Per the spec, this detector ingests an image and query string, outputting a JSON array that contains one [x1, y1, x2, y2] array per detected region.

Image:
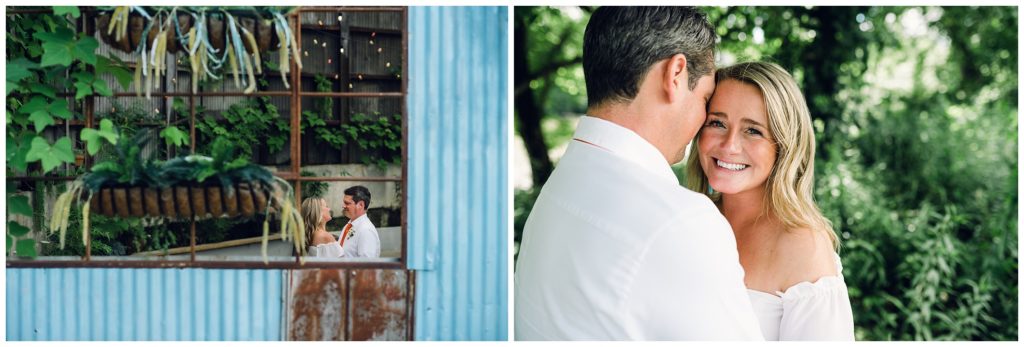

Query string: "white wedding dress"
[[746, 252, 855, 340]]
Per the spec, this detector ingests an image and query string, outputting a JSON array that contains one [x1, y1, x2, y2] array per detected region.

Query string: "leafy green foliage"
[[300, 170, 328, 199], [159, 125, 190, 148], [8, 195, 33, 216], [52, 6, 80, 18], [195, 94, 288, 159], [80, 119, 120, 155], [25, 137, 75, 173]]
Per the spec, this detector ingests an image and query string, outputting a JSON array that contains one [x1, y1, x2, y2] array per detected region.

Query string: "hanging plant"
[[94, 6, 303, 96], [51, 127, 307, 263]]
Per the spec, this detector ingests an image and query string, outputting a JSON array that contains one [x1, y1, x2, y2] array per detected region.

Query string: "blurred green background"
[[514, 6, 1018, 341]]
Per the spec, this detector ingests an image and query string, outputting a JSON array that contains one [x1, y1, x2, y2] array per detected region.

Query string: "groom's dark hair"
[[583, 6, 717, 108]]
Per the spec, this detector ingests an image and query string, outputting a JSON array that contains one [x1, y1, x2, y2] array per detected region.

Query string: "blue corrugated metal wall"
[[5, 268, 284, 340], [5, 6, 508, 342], [407, 6, 509, 341]]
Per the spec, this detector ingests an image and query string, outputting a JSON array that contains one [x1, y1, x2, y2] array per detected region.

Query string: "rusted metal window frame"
[[6, 6, 410, 270]]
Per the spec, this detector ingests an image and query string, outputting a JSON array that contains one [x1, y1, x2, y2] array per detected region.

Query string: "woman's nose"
[[719, 130, 742, 153]]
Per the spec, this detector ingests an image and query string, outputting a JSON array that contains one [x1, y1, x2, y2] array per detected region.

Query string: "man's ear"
[[663, 54, 689, 103]]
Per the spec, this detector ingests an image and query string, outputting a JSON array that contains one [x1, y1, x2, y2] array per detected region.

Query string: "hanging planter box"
[[89, 182, 270, 219]]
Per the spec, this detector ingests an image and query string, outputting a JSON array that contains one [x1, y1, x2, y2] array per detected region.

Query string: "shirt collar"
[[349, 213, 369, 228], [573, 115, 678, 184]]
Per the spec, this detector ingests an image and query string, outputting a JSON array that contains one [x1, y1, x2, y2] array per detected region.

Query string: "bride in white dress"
[[302, 197, 344, 257], [686, 61, 855, 340]]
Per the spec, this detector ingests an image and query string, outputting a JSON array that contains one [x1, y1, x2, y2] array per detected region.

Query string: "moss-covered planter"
[[90, 183, 270, 219]]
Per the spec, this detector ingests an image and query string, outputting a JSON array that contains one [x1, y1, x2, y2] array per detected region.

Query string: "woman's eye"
[[745, 127, 763, 136], [706, 120, 724, 128]]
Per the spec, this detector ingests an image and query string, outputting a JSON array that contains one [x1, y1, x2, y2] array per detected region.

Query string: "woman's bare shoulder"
[[312, 231, 337, 245], [775, 227, 839, 289]]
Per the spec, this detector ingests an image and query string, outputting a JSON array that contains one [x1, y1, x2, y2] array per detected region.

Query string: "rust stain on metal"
[[288, 269, 410, 341], [288, 269, 347, 340], [348, 270, 409, 340]]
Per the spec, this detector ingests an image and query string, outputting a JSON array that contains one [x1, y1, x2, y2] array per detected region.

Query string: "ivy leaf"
[[7, 134, 35, 173], [25, 136, 75, 173], [74, 80, 93, 100], [19, 96, 49, 116], [80, 119, 119, 155], [15, 239, 37, 258], [6, 234, 12, 253], [9, 195, 33, 217], [28, 109, 54, 133], [48, 99, 72, 119], [8, 221, 30, 237], [73, 36, 99, 65], [34, 27, 74, 67], [95, 56, 132, 89], [28, 83, 57, 99], [92, 80, 113, 97], [159, 126, 190, 148], [53, 6, 80, 18], [6, 58, 35, 96]]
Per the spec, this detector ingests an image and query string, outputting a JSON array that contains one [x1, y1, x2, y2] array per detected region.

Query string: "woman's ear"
[[663, 54, 689, 103]]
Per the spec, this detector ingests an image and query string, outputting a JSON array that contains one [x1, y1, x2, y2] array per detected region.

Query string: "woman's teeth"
[[717, 159, 747, 171]]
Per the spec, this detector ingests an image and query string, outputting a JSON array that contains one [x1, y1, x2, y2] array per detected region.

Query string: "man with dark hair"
[[515, 7, 762, 340], [339, 185, 380, 258]]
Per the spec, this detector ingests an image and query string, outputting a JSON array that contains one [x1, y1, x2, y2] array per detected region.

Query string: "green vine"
[[301, 74, 402, 168], [6, 8, 131, 258]]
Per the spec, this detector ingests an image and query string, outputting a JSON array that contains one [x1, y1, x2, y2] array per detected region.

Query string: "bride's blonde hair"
[[685, 61, 838, 250], [301, 197, 326, 249]]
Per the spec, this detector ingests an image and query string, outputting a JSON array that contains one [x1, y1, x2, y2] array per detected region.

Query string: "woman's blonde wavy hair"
[[685, 61, 838, 250], [301, 197, 326, 249]]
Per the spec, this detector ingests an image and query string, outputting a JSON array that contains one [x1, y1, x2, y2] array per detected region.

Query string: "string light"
[[371, 32, 376, 38], [348, 83, 353, 89], [377, 47, 382, 53], [322, 42, 327, 48], [340, 48, 345, 54], [386, 62, 391, 68], [328, 58, 332, 64], [304, 50, 309, 57], [337, 15, 343, 22], [369, 39, 375, 45], [314, 38, 318, 45], [318, 20, 323, 26], [155, 108, 160, 114], [334, 74, 339, 80], [357, 74, 363, 80]]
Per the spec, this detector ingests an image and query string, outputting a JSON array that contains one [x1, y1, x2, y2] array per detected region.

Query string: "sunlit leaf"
[[25, 136, 75, 173]]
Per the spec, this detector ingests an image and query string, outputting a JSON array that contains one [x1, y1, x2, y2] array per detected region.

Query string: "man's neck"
[[587, 102, 672, 164]]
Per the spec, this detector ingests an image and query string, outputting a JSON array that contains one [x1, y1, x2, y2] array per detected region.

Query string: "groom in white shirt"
[[515, 7, 763, 340]]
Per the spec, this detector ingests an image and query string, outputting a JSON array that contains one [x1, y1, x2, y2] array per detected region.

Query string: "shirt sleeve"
[[778, 278, 856, 340], [355, 226, 381, 258]]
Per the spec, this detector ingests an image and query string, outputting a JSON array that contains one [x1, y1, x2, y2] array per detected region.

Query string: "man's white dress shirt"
[[514, 116, 763, 340], [341, 214, 381, 258]]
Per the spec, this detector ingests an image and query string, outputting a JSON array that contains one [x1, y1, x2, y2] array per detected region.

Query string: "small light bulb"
[[334, 74, 339, 79], [337, 15, 343, 22], [322, 42, 327, 48], [386, 62, 391, 68], [377, 47, 382, 53]]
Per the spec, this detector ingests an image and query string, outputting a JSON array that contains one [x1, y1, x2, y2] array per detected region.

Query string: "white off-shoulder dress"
[[308, 242, 344, 258], [747, 253, 855, 340]]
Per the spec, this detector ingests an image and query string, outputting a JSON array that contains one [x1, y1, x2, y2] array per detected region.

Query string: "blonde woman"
[[301, 197, 343, 257], [686, 61, 855, 340]]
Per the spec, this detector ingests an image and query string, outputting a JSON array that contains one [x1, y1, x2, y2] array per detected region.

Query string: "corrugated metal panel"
[[407, 6, 508, 341], [6, 268, 284, 340]]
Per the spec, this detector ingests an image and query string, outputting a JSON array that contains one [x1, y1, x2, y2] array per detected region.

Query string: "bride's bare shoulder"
[[775, 227, 839, 289]]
